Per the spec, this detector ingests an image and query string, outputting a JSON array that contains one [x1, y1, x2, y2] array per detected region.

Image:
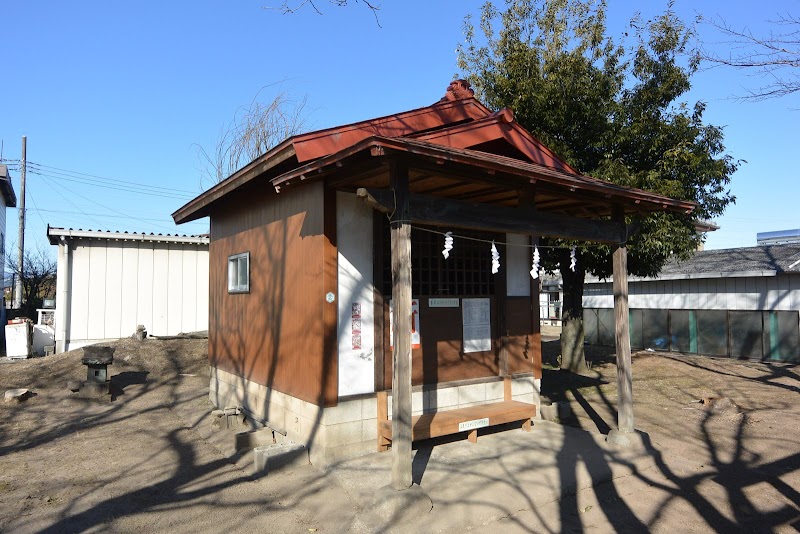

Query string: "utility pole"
[[14, 136, 26, 310]]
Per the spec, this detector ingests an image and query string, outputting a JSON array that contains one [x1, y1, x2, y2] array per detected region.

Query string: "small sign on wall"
[[351, 302, 362, 350], [389, 299, 421, 350], [463, 298, 491, 353], [429, 298, 459, 308]]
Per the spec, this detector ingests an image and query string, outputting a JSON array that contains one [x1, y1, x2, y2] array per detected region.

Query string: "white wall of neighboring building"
[[52, 232, 209, 352], [583, 274, 800, 311]]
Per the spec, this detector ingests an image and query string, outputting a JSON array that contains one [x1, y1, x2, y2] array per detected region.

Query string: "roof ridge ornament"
[[440, 79, 474, 102]]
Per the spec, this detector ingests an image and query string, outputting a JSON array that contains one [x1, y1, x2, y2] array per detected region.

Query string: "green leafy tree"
[[458, 0, 738, 373]]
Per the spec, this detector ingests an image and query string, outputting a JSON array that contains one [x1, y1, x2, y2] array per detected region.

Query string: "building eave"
[[47, 226, 210, 246]]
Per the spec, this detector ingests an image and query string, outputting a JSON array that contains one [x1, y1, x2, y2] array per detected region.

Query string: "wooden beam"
[[612, 207, 634, 433], [389, 161, 413, 490], [357, 187, 626, 243]]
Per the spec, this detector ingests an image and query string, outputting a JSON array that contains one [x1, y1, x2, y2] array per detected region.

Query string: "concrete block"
[[253, 442, 308, 476], [321, 398, 363, 425], [387, 391, 426, 416], [244, 378, 265, 399], [361, 418, 378, 442], [512, 393, 535, 405], [458, 383, 486, 405], [300, 399, 324, 422], [412, 391, 425, 414], [362, 397, 377, 420], [425, 387, 458, 411], [286, 413, 302, 439], [295, 414, 323, 444], [265, 402, 287, 432], [325, 420, 363, 448], [235, 429, 274, 452], [486, 380, 505, 401], [540, 403, 560, 422], [267, 389, 286, 408], [283, 395, 305, 418], [512, 376, 536, 396]]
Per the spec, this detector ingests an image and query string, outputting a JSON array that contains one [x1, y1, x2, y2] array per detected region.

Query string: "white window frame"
[[228, 252, 250, 293]]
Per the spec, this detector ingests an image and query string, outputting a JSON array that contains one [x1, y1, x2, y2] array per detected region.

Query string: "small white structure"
[[47, 227, 209, 352]]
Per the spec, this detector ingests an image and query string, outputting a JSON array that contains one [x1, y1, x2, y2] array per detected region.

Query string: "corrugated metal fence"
[[584, 308, 799, 363]]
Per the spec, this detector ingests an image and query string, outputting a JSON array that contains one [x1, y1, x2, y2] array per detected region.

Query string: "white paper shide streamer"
[[569, 246, 577, 272], [530, 246, 540, 279], [491, 241, 500, 274], [442, 231, 453, 259]]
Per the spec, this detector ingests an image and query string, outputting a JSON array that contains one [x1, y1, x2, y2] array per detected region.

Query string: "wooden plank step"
[[378, 400, 535, 442]]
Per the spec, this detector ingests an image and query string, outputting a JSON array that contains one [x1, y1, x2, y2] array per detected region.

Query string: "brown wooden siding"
[[209, 181, 337, 406], [382, 297, 494, 387], [380, 294, 541, 388]]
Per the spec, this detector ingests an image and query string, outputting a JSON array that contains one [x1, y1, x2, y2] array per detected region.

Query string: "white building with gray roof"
[[583, 244, 800, 362], [47, 227, 209, 352]]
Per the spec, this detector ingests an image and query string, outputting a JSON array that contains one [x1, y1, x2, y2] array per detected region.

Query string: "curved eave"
[[270, 136, 696, 217]]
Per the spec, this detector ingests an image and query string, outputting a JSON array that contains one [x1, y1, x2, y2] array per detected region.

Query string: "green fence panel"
[[642, 309, 670, 351], [696, 310, 728, 357], [729, 311, 764, 360]]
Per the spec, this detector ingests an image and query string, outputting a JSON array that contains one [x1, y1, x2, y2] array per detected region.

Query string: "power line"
[[27, 168, 193, 200], [26, 184, 49, 228], [26, 160, 197, 195], [37, 174, 107, 228], [40, 174, 180, 232], [34, 208, 207, 224]]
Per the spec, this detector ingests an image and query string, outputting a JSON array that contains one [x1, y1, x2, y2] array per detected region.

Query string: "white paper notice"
[[462, 298, 491, 353]]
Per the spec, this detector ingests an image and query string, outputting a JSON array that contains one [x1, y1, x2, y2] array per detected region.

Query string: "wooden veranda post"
[[612, 207, 634, 433], [390, 160, 413, 490]]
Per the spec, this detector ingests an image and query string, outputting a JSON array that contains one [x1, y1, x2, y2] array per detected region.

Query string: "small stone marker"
[[4, 388, 31, 403]]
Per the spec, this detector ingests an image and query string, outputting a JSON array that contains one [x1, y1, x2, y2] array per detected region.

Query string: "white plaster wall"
[[506, 233, 531, 297], [56, 239, 209, 351], [336, 192, 375, 397], [584, 275, 800, 311]]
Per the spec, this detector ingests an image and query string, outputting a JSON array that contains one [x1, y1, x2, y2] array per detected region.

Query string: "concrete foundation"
[[253, 442, 309, 476], [210, 366, 541, 467]]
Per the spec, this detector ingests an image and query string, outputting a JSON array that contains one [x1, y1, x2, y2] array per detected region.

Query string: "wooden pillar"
[[612, 208, 634, 433], [390, 160, 413, 490]]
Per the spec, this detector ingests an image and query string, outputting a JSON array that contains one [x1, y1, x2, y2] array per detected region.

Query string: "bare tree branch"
[[702, 14, 800, 100], [195, 85, 310, 188], [5, 245, 57, 319], [265, 0, 382, 27]]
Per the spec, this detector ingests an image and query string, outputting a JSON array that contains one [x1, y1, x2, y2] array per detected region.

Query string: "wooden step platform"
[[376, 385, 536, 451]]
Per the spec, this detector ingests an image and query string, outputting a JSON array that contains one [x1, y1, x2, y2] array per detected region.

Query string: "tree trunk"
[[560, 262, 588, 374]]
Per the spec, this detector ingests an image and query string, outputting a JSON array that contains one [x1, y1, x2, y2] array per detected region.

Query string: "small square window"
[[228, 252, 250, 293]]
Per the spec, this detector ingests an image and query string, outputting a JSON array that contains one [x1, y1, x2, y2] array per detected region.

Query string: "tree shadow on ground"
[[543, 339, 800, 532]]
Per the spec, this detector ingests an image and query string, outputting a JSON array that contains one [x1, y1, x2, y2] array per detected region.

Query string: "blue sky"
[[1, 0, 798, 255]]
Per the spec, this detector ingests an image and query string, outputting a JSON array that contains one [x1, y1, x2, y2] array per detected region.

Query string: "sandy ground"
[[0, 337, 798, 533]]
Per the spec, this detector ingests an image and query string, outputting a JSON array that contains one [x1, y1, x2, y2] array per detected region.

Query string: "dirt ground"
[[0, 337, 798, 533]]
